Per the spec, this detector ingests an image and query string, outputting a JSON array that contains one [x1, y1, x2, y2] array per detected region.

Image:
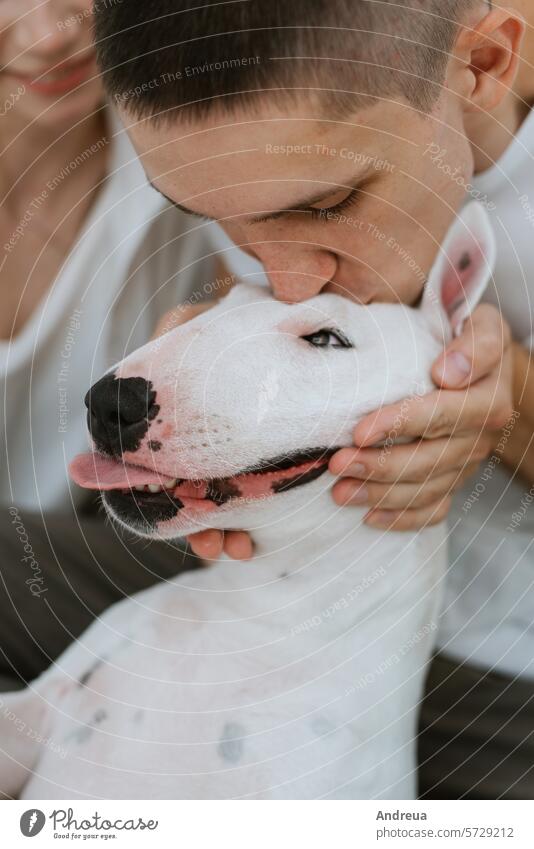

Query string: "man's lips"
[[9, 55, 97, 96], [69, 448, 337, 508]]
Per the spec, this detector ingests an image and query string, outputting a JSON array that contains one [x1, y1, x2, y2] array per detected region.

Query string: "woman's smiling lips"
[[8, 54, 97, 96]]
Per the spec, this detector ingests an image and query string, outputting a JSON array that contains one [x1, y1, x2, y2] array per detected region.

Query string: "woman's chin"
[[19, 84, 105, 130]]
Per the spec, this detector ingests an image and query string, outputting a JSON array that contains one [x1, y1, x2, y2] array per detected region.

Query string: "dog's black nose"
[[85, 374, 159, 456]]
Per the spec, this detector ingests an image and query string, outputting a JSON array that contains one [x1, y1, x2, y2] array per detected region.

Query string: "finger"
[[330, 433, 493, 484], [454, 460, 486, 490], [187, 529, 225, 560], [364, 496, 453, 531], [433, 304, 511, 389], [353, 373, 512, 448], [152, 302, 214, 339], [223, 531, 254, 561], [332, 466, 475, 511]]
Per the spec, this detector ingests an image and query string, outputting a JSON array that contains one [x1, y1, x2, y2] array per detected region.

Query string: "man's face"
[[121, 95, 473, 306]]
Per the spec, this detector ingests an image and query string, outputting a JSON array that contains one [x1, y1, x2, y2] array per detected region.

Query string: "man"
[[90, 0, 533, 797]]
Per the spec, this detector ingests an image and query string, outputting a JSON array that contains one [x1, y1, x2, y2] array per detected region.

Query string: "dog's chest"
[[23, 523, 445, 800]]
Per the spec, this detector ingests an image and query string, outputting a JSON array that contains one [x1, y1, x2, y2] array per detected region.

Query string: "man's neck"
[[466, 92, 530, 174]]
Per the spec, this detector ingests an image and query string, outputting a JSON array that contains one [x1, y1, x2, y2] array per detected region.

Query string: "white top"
[[438, 108, 534, 678], [0, 107, 215, 511]]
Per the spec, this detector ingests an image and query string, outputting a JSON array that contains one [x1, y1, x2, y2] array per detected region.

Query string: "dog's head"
[[70, 203, 495, 539]]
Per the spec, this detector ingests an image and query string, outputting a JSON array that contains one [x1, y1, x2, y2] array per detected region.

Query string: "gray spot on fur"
[[78, 658, 103, 688], [64, 710, 107, 746], [312, 716, 335, 737], [64, 724, 93, 745], [218, 722, 245, 763], [133, 709, 145, 724]]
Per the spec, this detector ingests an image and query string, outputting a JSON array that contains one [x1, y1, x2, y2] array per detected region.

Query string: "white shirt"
[[438, 108, 534, 678], [0, 107, 215, 511]]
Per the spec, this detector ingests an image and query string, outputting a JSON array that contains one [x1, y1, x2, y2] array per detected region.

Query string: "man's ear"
[[451, 6, 524, 112], [422, 201, 496, 338]]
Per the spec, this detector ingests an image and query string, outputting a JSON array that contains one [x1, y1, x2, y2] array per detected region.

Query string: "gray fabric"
[[0, 501, 198, 689], [418, 652, 534, 799]]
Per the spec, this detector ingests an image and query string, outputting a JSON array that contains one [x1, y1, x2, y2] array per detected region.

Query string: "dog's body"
[[11, 506, 444, 800], [0, 204, 494, 800]]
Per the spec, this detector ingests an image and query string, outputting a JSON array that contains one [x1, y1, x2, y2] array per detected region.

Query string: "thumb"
[[432, 304, 509, 390]]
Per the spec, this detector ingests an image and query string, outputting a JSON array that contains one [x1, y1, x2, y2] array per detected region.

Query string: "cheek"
[[334, 235, 423, 305], [220, 221, 248, 248], [0, 3, 22, 28]]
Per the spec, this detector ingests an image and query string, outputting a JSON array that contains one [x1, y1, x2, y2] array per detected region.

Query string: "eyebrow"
[[148, 171, 374, 225]]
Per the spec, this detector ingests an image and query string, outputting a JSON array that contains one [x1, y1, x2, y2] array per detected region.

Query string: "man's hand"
[[329, 304, 514, 530]]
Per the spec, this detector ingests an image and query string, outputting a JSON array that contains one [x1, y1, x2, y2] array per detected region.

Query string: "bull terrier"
[[0, 203, 494, 799]]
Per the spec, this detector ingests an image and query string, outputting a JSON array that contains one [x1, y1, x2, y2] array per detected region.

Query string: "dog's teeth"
[[148, 484, 162, 493], [163, 478, 177, 489], [134, 485, 145, 492]]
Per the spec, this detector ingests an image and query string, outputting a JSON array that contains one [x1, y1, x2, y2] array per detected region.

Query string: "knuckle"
[[414, 477, 450, 507], [367, 482, 389, 505], [425, 411, 454, 440], [366, 458, 386, 480], [411, 466, 432, 483], [414, 498, 451, 528]]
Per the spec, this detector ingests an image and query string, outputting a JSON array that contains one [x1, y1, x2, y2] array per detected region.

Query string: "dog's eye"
[[301, 328, 353, 349]]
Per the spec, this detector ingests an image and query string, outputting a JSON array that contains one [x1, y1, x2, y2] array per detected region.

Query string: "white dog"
[[0, 203, 494, 800]]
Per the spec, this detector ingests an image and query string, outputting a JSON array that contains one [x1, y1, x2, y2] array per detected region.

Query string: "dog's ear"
[[421, 202, 496, 338]]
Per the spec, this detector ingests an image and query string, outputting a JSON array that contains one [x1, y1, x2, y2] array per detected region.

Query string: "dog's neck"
[[234, 481, 367, 570]]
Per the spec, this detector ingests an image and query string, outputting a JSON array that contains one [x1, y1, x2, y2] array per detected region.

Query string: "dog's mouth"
[[69, 447, 337, 526]]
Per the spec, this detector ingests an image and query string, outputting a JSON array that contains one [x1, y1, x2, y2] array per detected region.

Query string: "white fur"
[[0, 204, 494, 800]]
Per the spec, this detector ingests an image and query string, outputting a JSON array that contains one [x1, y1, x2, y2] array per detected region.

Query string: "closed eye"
[[300, 328, 353, 349], [309, 187, 361, 221]]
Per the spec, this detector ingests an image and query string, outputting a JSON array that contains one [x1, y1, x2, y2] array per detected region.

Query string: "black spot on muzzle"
[[104, 489, 183, 533], [85, 374, 160, 457]]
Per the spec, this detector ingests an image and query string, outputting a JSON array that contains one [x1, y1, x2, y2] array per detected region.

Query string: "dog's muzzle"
[[85, 373, 159, 457]]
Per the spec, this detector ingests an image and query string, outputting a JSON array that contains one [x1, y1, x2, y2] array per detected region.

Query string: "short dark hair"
[[94, 0, 480, 122]]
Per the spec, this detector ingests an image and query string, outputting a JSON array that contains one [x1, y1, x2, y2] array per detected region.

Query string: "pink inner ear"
[[441, 240, 484, 315]]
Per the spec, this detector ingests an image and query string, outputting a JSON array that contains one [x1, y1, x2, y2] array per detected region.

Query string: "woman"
[[0, 0, 213, 690]]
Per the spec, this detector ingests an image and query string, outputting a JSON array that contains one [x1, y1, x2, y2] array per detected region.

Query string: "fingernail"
[[349, 463, 367, 478], [438, 352, 471, 386]]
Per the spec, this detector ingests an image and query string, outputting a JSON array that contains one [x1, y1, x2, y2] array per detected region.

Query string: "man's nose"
[[250, 243, 338, 302], [85, 374, 159, 456]]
